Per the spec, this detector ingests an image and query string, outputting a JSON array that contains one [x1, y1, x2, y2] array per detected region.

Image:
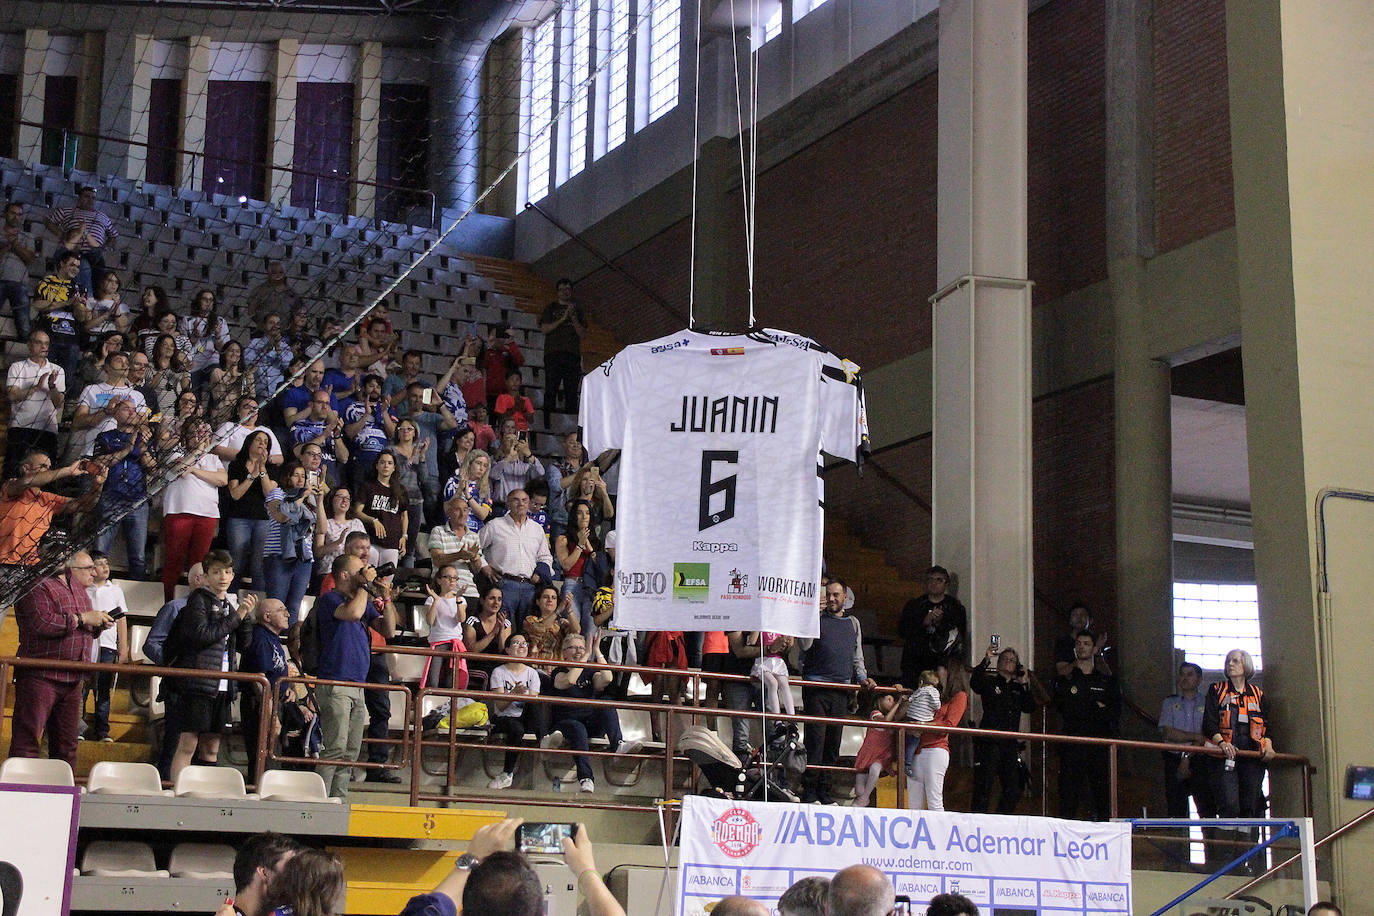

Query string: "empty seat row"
[[81, 840, 233, 879], [0, 759, 339, 804]]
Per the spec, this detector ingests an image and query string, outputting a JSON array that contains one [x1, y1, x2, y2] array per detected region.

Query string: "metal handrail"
[[1227, 804, 1374, 899], [22, 118, 437, 226], [0, 654, 274, 788], [385, 646, 1314, 821], [0, 651, 1315, 826], [269, 673, 413, 774]]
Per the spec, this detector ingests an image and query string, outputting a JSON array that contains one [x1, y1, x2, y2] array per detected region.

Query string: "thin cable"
[[747, 0, 760, 327], [688, 0, 705, 329], [727, 0, 754, 299]]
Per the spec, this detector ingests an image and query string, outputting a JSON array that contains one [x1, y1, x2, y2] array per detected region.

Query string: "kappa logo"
[[651, 337, 690, 354], [711, 807, 762, 858]]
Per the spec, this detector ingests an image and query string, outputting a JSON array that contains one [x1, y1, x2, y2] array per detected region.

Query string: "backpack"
[[297, 607, 321, 676]]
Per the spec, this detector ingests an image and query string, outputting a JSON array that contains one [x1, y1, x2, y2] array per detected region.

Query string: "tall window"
[[522, 0, 680, 199], [603, 0, 632, 154], [524, 16, 558, 203], [646, 0, 682, 122], [793, 0, 832, 20], [565, 0, 594, 179], [1172, 582, 1263, 671], [760, 6, 783, 43]]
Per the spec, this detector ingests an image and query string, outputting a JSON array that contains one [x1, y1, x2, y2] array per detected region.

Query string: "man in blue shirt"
[[291, 389, 347, 486], [93, 398, 155, 580], [314, 553, 395, 798], [1158, 661, 1215, 820], [342, 374, 394, 489], [245, 313, 295, 397]]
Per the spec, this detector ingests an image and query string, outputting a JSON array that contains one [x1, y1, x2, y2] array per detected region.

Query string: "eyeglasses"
[[437, 574, 459, 580], [507, 640, 528, 648]]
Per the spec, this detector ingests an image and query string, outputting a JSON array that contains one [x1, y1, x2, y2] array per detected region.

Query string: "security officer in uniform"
[[1158, 661, 1216, 818], [1053, 631, 1121, 820], [970, 642, 1037, 813]]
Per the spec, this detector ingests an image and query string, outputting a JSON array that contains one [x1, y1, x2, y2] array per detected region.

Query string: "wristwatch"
[[453, 852, 480, 871]]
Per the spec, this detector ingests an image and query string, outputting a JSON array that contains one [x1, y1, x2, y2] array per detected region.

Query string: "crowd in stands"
[[1, 183, 1286, 860]]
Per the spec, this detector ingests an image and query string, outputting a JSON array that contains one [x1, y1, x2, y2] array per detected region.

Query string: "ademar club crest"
[[711, 807, 762, 858]]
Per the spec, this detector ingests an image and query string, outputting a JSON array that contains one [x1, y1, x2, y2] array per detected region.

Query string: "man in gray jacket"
[[799, 578, 875, 804]]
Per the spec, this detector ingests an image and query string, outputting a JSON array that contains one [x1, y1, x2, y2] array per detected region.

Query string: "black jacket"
[[970, 659, 1036, 734], [1052, 665, 1121, 737], [165, 588, 252, 697]]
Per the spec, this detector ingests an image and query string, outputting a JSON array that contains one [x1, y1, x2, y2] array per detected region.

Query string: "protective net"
[[0, 0, 685, 608]]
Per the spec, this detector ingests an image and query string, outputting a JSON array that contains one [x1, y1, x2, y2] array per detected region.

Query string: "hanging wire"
[[687, 0, 705, 329]]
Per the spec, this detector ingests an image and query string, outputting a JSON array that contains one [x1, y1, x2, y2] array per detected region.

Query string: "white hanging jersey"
[[580, 328, 868, 637]]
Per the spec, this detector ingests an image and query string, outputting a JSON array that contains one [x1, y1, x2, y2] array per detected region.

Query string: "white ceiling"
[[1171, 395, 1250, 510]]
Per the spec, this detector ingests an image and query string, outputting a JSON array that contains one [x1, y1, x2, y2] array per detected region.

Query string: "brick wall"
[[1031, 378, 1117, 674], [1029, 0, 1108, 302], [1154, 0, 1235, 252]]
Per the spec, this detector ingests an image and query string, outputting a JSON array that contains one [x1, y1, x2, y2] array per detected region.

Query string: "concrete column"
[[1106, 0, 1174, 717], [1228, 0, 1374, 900], [74, 32, 104, 173], [431, 48, 484, 213], [182, 37, 210, 191], [931, 0, 1034, 655], [100, 29, 148, 180], [353, 41, 382, 220], [688, 136, 747, 332], [270, 39, 299, 206], [18, 30, 47, 165]]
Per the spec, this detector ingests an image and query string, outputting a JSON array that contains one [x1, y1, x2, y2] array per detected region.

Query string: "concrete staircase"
[[467, 254, 623, 370]]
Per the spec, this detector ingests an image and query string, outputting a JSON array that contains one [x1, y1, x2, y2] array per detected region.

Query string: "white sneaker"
[[541, 733, 564, 750], [488, 772, 514, 790], [616, 740, 643, 756], [579, 778, 596, 793]]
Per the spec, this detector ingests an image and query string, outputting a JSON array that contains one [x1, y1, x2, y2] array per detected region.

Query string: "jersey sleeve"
[[817, 360, 865, 463], [579, 352, 633, 458]]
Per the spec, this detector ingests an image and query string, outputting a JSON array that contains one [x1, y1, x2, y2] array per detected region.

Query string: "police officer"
[[1158, 661, 1216, 818], [970, 642, 1037, 813], [1053, 631, 1121, 821]]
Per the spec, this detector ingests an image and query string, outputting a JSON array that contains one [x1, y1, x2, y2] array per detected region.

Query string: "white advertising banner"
[[0, 783, 81, 916], [678, 796, 1131, 916]]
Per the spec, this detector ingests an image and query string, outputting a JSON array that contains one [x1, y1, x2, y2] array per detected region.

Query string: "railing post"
[[253, 678, 273, 791], [411, 687, 424, 807], [896, 724, 907, 809], [1109, 741, 1119, 819]]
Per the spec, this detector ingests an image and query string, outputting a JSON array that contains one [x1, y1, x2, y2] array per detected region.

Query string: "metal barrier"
[[380, 646, 1314, 823], [0, 649, 1315, 832], [0, 655, 273, 787], [269, 674, 414, 776]]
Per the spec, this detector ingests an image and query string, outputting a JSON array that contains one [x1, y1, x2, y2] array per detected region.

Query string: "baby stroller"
[[677, 722, 802, 803]]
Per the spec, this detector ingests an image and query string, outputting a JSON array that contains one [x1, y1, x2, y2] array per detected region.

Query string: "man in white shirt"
[[478, 489, 553, 621], [70, 351, 147, 459], [83, 550, 128, 741], [5, 330, 65, 477], [211, 395, 284, 465]]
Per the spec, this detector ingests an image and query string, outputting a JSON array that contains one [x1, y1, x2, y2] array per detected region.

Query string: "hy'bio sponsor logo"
[[617, 569, 667, 596]]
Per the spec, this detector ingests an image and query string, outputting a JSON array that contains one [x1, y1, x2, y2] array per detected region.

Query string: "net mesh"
[[0, 0, 682, 608]]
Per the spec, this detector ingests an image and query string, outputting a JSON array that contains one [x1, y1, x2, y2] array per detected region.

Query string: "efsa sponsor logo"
[[711, 807, 762, 858], [617, 569, 667, 596], [652, 337, 690, 354], [674, 562, 710, 602]]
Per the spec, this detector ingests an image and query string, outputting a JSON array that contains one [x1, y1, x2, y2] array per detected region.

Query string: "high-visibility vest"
[[1213, 680, 1267, 746]]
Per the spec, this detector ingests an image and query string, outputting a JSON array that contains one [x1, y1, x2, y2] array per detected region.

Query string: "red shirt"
[[15, 573, 96, 683], [483, 342, 525, 399], [919, 691, 969, 751]]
